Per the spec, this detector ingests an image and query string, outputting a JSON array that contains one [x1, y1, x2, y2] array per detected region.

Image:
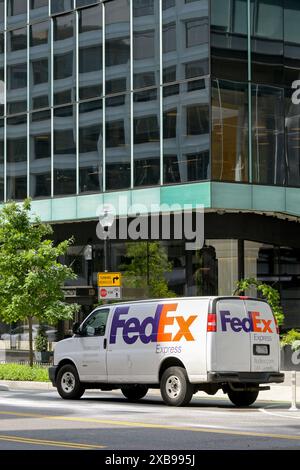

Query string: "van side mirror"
[[72, 322, 81, 335]]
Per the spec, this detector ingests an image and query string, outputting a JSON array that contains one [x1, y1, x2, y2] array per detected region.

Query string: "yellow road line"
[[0, 410, 300, 441], [0, 434, 105, 449]]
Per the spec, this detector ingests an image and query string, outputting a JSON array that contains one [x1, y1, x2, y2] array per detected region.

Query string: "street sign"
[[98, 286, 122, 300], [97, 272, 122, 287]]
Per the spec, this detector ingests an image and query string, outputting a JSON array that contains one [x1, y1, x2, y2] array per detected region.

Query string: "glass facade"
[[0, 1, 300, 202]]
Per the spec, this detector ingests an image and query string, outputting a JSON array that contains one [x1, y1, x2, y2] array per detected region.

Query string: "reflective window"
[[54, 105, 76, 195], [105, 0, 130, 94], [0, 1, 4, 30], [163, 0, 209, 84], [7, 29, 27, 114], [133, 0, 159, 90], [30, 22, 51, 110], [211, 0, 248, 81], [7, 114, 27, 200], [79, 99, 103, 193], [284, 1, 300, 86], [30, 110, 51, 198], [7, 0, 27, 27], [79, 5, 102, 100], [0, 119, 3, 201], [53, 13, 75, 106], [134, 87, 160, 187], [0, 34, 4, 116], [51, 0, 73, 14], [77, 0, 99, 7], [212, 79, 248, 182], [106, 94, 131, 190], [251, 0, 284, 86], [286, 88, 300, 187], [30, 0, 49, 20], [252, 84, 285, 185], [163, 80, 210, 184]]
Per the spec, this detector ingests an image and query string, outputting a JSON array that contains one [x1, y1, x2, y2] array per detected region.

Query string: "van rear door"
[[244, 299, 280, 372], [213, 298, 250, 372]]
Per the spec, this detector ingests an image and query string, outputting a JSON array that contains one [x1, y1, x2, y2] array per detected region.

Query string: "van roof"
[[102, 296, 267, 307]]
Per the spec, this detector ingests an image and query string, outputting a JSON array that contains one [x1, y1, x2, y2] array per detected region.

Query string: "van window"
[[81, 308, 110, 337]]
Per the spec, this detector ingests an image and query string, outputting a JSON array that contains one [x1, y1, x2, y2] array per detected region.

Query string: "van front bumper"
[[48, 366, 58, 386], [208, 372, 284, 384]]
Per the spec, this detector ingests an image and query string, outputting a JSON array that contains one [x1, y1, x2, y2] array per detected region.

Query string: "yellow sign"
[[97, 272, 122, 287]]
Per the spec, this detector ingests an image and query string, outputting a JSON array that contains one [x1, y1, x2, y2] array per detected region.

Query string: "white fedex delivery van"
[[49, 296, 284, 406]]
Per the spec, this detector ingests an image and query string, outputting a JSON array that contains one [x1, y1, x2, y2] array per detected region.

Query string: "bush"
[[281, 329, 300, 351], [0, 363, 49, 382]]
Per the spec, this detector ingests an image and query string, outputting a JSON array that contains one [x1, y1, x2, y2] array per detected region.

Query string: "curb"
[[0, 380, 55, 391]]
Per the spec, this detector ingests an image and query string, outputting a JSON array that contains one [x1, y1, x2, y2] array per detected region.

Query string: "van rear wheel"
[[228, 389, 259, 407], [160, 366, 193, 406], [121, 385, 148, 402], [56, 364, 85, 400]]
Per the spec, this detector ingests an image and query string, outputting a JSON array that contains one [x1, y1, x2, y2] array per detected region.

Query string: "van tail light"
[[207, 313, 217, 332], [273, 316, 279, 335]]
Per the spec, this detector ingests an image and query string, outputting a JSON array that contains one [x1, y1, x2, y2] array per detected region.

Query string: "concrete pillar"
[[207, 239, 238, 296]]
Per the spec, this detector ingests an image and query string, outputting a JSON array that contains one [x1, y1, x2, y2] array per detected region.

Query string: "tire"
[[121, 385, 148, 402], [228, 389, 259, 407], [160, 366, 194, 407], [56, 364, 85, 400]]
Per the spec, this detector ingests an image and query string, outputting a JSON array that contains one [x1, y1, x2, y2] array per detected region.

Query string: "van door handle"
[[103, 338, 107, 349]]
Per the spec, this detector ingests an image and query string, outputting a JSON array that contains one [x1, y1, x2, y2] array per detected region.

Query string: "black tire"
[[56, 364, 85, 400], [121, 385, 148, 402], [228, 389, 259, 407], [160, 366, 194, 406]]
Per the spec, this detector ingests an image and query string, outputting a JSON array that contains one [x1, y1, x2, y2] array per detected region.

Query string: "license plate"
[[253, 344, 270, 356]]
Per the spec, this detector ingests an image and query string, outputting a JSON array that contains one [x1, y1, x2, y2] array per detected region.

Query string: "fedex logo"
[[109, 303, 197, 345], [220, 311, 273, 333]]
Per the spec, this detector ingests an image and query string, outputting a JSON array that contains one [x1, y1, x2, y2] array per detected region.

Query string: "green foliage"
[[34, 327, 48, 352], [120, 242, 176, 298], [234, 277, 284, 326], [0, 199, 79, 364], [281, 329, 300, 351], [0, 363, 49, 382]]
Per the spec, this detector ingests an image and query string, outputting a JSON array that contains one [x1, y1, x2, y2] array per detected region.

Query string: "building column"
[[207, 240, 238, 296], [244, 241, 261, 296]]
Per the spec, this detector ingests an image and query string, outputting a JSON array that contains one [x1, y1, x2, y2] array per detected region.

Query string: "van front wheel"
[[228, 389, 259, 407], [56, 364, 85, 400], [121, 385, 148, 402], [160, 366, 193, 406]]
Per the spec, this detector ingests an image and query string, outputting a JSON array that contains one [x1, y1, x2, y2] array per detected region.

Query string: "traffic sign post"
[[98, 286, 122, 300]]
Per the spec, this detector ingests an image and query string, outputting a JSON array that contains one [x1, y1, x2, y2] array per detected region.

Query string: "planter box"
[[34, 351, 52, 363], [281, 345, 300, 371]]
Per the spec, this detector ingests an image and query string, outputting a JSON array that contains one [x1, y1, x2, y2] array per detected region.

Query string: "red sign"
[[100, 288, 107, 298]]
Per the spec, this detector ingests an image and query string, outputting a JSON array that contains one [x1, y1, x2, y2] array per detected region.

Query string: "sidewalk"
[[0, 371, 299, 404]]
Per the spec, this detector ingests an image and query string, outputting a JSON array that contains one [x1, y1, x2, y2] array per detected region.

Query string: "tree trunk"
[[28, 316, 34, 367]]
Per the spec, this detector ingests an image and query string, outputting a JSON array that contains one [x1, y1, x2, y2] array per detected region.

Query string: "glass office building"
[[1, 0, 300, 329]]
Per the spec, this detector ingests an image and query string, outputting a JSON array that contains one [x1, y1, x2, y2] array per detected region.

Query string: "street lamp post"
[[99, 206, 114, 273]]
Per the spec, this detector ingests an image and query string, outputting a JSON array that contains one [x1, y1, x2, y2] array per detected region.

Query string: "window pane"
[[134, 87, 160, 187], [7, 0, 27, 27], [163, 0, 209, 84], [0, 35, 4, 116], [30, 0, 48, 20], [7, 114, 28, 200], [0, 119, 4, 201], [7, 30, 27, 114], [163, 80, 209, 184], [286, 87, 300, 187], [251, 0, 284, 86], [106, 94, 131, 190], [284, 1, 300, 86], [79, 99, 103, 193], [77, 0, 99, 7], [133, 0, 159, 90], [252, 84, 285, 185], [79, 5, 102, 100], [53, 13, 75, 106], [30, 110, 51, 198], [54, 105, 76, 195], [105, 0, 130, 94], [51, 0, 73, 14], [212, 79, 248, 182], [211, 0, 248, 81], [30, 22, 51, 110], [0, 1, 4, 30]]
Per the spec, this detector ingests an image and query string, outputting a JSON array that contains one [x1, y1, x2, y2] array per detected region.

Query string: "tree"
[[120, 241, 176, 298], [233, 277, 284, 326], [0, 199, 79, 366]]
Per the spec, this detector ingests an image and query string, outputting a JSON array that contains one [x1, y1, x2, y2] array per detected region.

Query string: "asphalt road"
[[0, 388, 300, 450]]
